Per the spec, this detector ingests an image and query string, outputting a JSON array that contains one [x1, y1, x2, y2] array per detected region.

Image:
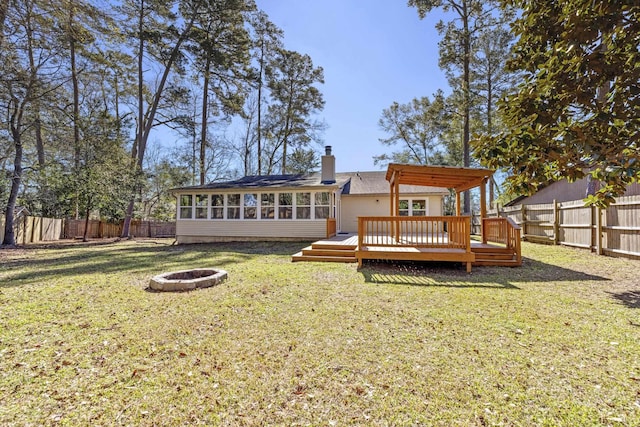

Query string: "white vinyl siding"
[[340, 195, 442, 233], [177, 219, 327, 240]]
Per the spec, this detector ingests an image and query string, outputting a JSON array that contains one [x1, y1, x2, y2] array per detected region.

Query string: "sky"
[[254, 0, 451, 173]]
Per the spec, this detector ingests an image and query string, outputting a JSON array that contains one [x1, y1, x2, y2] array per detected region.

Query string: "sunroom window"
[[211, 194, 224, 219], [314, 192, 330, 219], [244, 194, 257, 219], [278, 193, 292, 219], [227, 194, 240, 219], [195, 194, 209, 219], [180, 195, 193, 219], [261, 193, 275, 219], [296, 192, 311, 219]]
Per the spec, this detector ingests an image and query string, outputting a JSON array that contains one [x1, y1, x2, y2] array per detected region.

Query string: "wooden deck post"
[[455, 192, 461, 216], [595, 206, 603, 255], [553, 199, 559, 245], [480, 178, 487, 243]]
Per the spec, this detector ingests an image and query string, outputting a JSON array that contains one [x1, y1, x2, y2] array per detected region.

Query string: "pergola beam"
[[385, 164, 495, 223]]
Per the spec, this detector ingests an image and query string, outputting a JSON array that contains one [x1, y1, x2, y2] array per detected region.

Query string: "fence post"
[[595, 205, 603, 255], [521, 204, 527, 239], [553, 199, 559, 245]]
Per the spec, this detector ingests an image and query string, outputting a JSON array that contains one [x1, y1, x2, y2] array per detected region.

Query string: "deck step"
[[311, 242, 358, 251], [474, 253, 515, 261], [292, 252, 357, 263], [301, 246, 356, 257], [471, 247, 513, 254], [473, 259, 521, 267]]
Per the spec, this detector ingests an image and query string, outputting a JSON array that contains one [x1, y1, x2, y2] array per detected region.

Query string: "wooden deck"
[[291, 232, 521, 270]]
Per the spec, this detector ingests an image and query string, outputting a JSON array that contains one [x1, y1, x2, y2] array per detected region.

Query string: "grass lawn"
[[1, 239, 639, 426]]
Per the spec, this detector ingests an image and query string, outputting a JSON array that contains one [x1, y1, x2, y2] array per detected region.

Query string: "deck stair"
[[291, 236, 358, 263], [471, 244, 521, 267]]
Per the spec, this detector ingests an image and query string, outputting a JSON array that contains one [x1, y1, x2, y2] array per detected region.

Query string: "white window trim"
[[399, 198, 429, 216], [178, 190, 334, 221]]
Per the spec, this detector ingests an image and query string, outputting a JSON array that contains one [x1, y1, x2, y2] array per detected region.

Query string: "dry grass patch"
[[0, 239, 639, 426]]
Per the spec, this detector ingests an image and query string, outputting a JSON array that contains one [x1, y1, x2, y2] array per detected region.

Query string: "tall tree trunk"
[[70, 7, 81, 220], [3, 141, 21, 247], [0, 0, 9, 48], [83, 200, 91, 242], [122, 9, 197, 237], [25, 2, 44, 168], [200, 54, 211, 185], [122, 0, 147, 238], [257, 39, 264, 175], [462, 0, 471, 214], [3, 97, 26, 247]]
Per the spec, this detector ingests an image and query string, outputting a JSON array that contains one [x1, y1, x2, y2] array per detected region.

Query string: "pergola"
[[385, 163, 495, 220]]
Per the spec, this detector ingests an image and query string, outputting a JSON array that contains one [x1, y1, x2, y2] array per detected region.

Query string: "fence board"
[[479, 194, 640, 260], [602, 195, 640, 258], [1, 216, 173, 243]]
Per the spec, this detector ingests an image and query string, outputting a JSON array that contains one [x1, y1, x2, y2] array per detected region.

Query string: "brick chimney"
[[321, 146, 336, 184]]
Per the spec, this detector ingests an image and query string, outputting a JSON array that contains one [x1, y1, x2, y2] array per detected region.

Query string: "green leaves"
[[376, 91, 450, 166], [476, 0, 640, 206]]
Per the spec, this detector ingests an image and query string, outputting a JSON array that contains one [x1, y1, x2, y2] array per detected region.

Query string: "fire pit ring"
[[149, 268, 227, 292]]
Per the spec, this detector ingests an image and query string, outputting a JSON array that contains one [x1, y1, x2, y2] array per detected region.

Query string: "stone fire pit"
[[149, 268, 227, 291]]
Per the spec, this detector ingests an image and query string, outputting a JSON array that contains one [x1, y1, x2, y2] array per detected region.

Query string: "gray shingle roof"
[[172, 173, 348, 191], [172, 171, 448, 195], [338, 171, 447, 195]]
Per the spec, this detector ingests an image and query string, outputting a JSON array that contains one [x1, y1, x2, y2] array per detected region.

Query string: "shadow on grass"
[[608, 291, 640, 310], [0, 240, 309, 288], [359, 257, 609, 289]]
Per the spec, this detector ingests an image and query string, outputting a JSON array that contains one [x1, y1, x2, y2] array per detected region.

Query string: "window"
[[314, 192, 330, 219], [244, 194, 257, 219], [296, 192, 311, 219], [195, 194, 209, 219], [278, 193, 292, 219], [399, 200, 409, 216], [211, 194, 224, 219], [261, 193, 275, 219], [179, 195, 193, 219], [412, 200, 426, 216], [227, 194, 240, 219], [399, 198, 427, 216]]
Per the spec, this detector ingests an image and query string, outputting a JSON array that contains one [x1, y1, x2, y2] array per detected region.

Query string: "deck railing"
[[357, 216, 472, 252], [326, 218, 337, 238], [482, 217, 522, 264]]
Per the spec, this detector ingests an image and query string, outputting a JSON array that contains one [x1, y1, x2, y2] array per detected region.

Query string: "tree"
[[188, 0, 254, 185], [475, 1, 640, 207], [470, 24, 515, 137], [408, 0, 502, 212], [1, 0, 66, 246], [287, 147, 320, 175], [0, 0, 9, 48], [374, 91, 450, 166], [248, 10, 283, 175], [263, 49, 325, 174], [119, 0, 200, 238]]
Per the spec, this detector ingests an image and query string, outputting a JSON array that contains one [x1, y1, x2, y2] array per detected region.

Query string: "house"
[[505, 177, 640, 206], [172, 146, 448, 244]]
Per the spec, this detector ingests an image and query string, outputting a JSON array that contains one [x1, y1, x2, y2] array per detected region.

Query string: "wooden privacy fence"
[[1, 216, 176, 244], [474, 195, 640, 259], [64, 220, 176, 239], [0, 216, 64, 244]]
